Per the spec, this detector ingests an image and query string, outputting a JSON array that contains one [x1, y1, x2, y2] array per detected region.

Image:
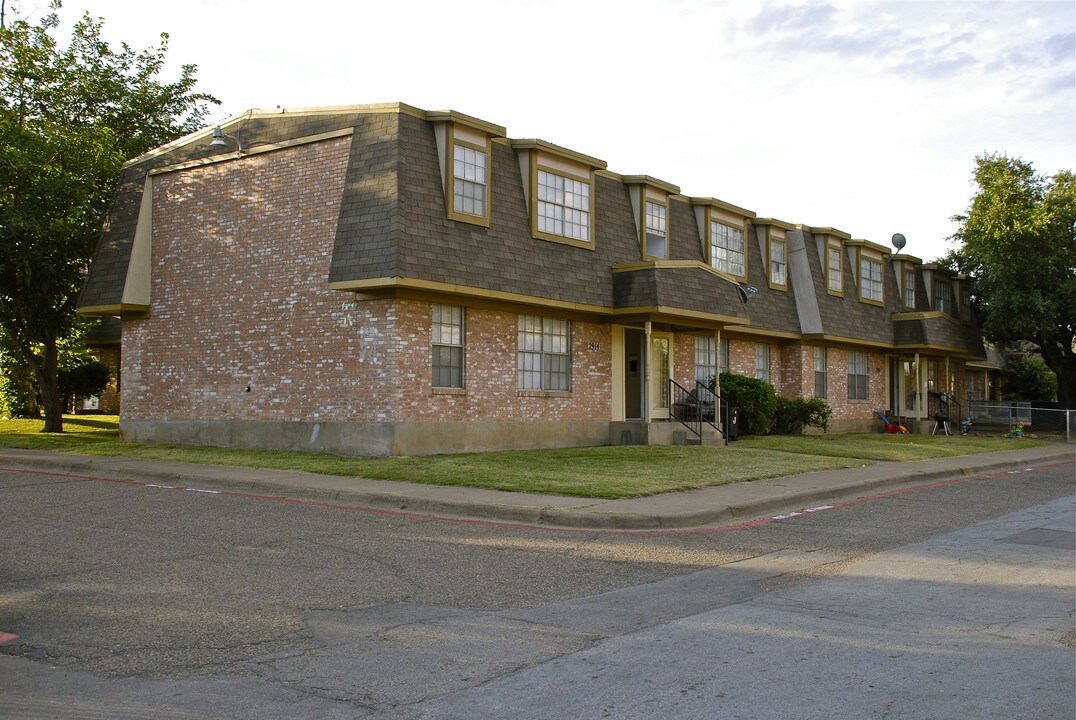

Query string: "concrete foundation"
[[120, 419, 613, 457]]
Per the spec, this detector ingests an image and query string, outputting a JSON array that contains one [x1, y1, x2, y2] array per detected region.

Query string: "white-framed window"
[[814, 346, 827, 399], [827, 245, 843, 294], [848, 350, 868, 400], [695, 336, 715, 386], [769, 237, 787, 288], [935, 279, 951, 314], [859, 257, 883, 302], [538, 170, 590, 242], [518, 315, 570, 391], [432, 304, 464, 388], [755, 343, 771, 383], [710, 222, 745, 277], [453, 145, 486, 218], [961, 286, 972, 322], [904, 268, 916, 308], [645, 201, 667, 259]]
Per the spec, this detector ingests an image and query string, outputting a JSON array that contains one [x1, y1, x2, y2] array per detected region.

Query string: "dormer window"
[[428, 111, 505, 228], [453, 145, 486, 218], [827, 244, 843, 294], [711, 221, 745, 277], [848, 240, 886, 306], [692, 198, 754, 281], [624, 176, 679, 261], [935, 278, 951, 314], [645, 201, 667, 259], [755, 220, 791, 291], [860, 256, 883, 303], [904, 268, 916, 308], [538, 170, 590, 241], [768, 234, 787, 290], [512, 140, 606, 250]]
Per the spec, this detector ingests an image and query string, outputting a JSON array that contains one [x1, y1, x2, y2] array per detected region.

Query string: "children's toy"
[[960, 417, 972, 435], [1006, 422, 1024, 438], [874, 411, 910, 434]]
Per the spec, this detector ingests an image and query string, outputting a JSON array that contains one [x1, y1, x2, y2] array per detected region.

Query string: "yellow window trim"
[[767, 234, 788, 291], [825, 239, 844, 297], [529, 157, 597, 250], [444, 126, 493, 228]]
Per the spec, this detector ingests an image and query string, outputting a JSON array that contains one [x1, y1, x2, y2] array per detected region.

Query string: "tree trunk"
[[1039, 340, 1076, 409], [36, 337, 64, 433]]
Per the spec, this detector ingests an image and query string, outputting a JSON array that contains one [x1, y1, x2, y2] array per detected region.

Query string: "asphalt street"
[[0, 458, 1073, 718]]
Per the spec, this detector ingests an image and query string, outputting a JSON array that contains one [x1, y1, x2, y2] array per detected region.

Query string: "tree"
[[1001, 354, 1057, 403], [948, 155, 1076, 408], [58, 357, 110, 411], [0, 1, 216, 431]]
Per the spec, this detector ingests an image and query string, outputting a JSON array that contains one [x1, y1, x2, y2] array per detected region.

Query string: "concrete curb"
[[0, 445, 1072, 531]]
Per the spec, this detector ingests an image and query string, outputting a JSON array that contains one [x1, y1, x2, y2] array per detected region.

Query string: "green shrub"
[[772, 396, 832, 434], [713, 372, 777, 436]]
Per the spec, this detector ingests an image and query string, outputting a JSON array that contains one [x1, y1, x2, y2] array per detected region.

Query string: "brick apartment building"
[[77, 103, 985, 456]]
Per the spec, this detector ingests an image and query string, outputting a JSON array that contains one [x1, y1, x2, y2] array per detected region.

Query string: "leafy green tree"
[[1001, 354, 1058, 402], [58, 358, 111, 411], [948, 154, 1076, 409], [0, 1, 216, 431]]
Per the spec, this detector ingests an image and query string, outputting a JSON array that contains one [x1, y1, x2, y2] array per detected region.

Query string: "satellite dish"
[[891, 233, 907, 251], [736, 285, 759, 304]]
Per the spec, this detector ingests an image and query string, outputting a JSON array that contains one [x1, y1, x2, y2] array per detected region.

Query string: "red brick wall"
[[121, 137, 612, 426], [394, 303, 612, 422], [121, 137, 400, 422]]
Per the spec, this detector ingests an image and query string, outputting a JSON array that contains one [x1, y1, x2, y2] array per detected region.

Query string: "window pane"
[[537, 171, 589, 241], [710, 222, 745, 276], [432, 305, 464, 388], [847, 350, 868, 400], [755, 344, 770, 383], [453, 145, 486, 217], [814, 346, 827, 398], [860, 258, 883, 301], [828, 247, 843, 292], [695, 336, 715, 385], [518, 315, 571, 390], [770, 239, 786, 285]]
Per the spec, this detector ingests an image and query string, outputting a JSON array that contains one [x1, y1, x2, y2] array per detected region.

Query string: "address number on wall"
[[587, 342, 601, 351]]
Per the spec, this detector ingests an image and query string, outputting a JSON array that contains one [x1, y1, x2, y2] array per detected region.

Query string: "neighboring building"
[[77, 103, 985, 455], [83, 316, 121, 414]]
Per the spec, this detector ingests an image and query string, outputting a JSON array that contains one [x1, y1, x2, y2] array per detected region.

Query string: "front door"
[[649, 334, 672, 420], [889, 356, 920, 419]]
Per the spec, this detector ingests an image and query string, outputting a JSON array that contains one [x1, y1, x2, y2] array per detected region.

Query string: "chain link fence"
[[966, 400, 1074, 441]]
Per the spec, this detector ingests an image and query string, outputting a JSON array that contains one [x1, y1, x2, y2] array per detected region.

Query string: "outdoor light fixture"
[[736, 285, 758, 304], [209, 125, 243, 155]]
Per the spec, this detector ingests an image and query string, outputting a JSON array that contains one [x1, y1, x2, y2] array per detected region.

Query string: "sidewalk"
[[1, 444, 1072, 531]]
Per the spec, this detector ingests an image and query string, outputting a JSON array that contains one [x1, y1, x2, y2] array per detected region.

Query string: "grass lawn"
[[0, 415, 1051, 499]]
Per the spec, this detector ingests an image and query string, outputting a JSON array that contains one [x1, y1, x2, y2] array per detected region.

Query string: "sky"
[[37, 0, 1076, 262]]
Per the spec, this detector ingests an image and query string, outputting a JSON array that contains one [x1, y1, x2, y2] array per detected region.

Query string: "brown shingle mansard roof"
[[77, 102, 984, 359]]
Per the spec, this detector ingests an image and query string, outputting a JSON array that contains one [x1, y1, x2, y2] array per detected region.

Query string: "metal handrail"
[[669, 378, 702, 441], [695, 380, 728, 445]]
